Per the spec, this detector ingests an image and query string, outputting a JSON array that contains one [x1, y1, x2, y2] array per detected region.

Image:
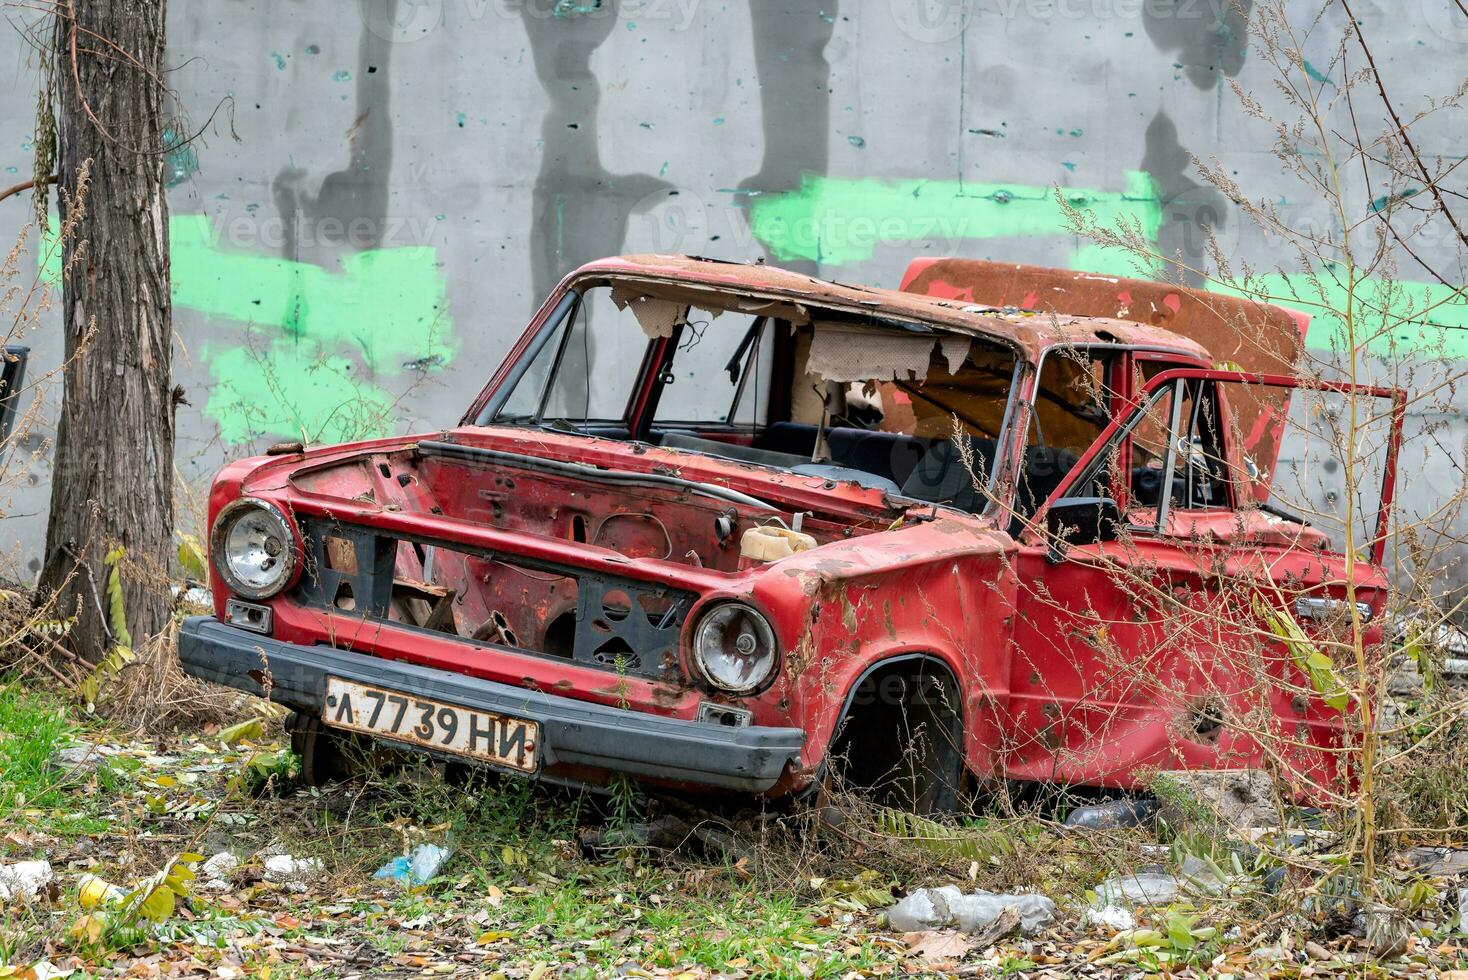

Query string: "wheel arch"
[[816, 650, 970, 811]]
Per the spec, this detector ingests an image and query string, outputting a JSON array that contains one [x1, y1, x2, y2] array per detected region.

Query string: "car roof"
[[564, 254, 1212, 363]]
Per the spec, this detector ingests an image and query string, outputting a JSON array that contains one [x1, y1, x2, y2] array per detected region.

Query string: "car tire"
[[287, 712, 362, 786]]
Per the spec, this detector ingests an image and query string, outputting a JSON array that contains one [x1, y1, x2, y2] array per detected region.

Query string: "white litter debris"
[[201, 852, 239, 891], [1083, 905, 1136, 932], [886, 885, 1055, 937], [54, 742, 116, 771], [0, 860, 54, 901], [172, 584, 212, 607], [263, 854, 323, 892], [24, 961, 70, 980], [1093, 856, 1226, 908], [1093, 871, 1182, 907]]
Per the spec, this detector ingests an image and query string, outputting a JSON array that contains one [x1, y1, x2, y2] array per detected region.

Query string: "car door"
[[1004, 368, 1404, 793]]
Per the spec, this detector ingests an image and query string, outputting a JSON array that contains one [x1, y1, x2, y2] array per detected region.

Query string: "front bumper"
[[178, 616, 805, 792]]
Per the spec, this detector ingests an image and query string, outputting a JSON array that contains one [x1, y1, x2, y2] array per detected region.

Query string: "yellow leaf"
[[218, 719, 264, 745], [138, 884, 176, 923], [176, 533, 208, 581], [69, 913, 106, 944], [103, 548, 133, 651]]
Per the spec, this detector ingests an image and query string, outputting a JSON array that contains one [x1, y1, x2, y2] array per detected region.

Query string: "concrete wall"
[[2, 0, 1465, 582]]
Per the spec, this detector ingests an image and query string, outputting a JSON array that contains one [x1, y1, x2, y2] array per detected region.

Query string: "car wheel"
[[287, 712, 364, 786]]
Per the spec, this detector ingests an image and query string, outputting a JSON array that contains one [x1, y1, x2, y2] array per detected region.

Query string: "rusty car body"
[[179, 254, 1403, 808]]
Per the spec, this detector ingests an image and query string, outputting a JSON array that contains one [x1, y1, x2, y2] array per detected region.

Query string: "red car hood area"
[[208, 425, 1019, 792], [205, 423, 1381, 802]]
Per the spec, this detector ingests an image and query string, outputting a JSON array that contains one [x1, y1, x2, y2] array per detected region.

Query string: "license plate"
[[323, 677, 539, 772]]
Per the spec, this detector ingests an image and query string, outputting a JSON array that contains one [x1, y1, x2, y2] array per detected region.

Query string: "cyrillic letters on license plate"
[[322, 677, 539, 772]]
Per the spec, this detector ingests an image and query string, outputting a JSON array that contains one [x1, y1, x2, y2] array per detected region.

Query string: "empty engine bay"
[[287, 441, 872, 680]]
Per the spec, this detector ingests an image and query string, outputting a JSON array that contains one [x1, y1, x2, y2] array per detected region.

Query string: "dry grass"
[[95, 612, 256, 734]]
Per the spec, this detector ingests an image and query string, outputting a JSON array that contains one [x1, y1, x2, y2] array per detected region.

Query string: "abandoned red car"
[[180, 255, 1403, 809]]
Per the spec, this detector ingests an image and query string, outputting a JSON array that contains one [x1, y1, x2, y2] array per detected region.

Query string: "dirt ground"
[[1, 682, 1466, 979]]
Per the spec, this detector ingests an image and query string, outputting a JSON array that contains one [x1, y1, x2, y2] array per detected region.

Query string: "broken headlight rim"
[[211, 498, 299, 601], [689, 601, 779, 695]]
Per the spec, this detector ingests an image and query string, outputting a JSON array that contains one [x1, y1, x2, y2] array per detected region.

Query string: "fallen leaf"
[[969, 904, 1023, 946], [904, 931, 978, 964], [217, 719, 264, 745]]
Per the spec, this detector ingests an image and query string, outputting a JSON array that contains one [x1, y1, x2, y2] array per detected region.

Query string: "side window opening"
[[1014, 348, 1120, 521], [1122, 378, 1233, 531]]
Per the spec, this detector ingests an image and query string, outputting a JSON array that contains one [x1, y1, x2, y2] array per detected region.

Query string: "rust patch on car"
[[840, 590, 859, 633]]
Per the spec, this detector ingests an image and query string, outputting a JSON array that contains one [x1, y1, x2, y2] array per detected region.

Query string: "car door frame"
[[1030, 368, 1406, 566], [1000, 367, 1404, 788]]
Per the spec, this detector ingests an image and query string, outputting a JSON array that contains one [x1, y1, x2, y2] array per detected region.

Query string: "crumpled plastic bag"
[[263, 854, 323, 892], [886, 885, 1055, 936], [0, 860, 54, 902], [374, 843, 451, 886]]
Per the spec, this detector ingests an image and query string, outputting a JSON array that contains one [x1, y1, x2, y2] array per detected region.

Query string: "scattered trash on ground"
[[200, 851, 239, 890], [374, 842, 451, 885], [1093, 856, 1226, 909], [77, 872, 126, 908], [1093, 870, 1183, 908], [262, 853, 323, 891], [1062, 798, 1158, 831], [885, 885, 1055, 938], [53, 740, 114, 771], [1359, 906, 1412, 959], [1404, 845, 1468, 876], [0, 860, 54, 901], [1083, 904, 1137, 932]]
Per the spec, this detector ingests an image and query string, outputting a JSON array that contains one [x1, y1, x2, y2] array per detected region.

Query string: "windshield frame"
[[471, 276, 1033, 517]]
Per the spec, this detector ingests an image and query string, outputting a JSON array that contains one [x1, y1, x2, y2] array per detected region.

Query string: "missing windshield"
[[483, 281, 1020, 513]]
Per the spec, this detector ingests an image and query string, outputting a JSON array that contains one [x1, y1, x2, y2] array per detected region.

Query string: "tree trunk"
[[37, 0, 173, 660]]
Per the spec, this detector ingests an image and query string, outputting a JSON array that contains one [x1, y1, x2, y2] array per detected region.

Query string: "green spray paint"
[[44, 214, 455, 444], [1210, 271, 1468, 359], [745, 171, 1164, 266], [744, 173, 1468, 358]]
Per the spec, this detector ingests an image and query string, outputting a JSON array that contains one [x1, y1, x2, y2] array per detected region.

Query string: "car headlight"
[[691, 603, 779, 693], [211, 499, 296, 599]]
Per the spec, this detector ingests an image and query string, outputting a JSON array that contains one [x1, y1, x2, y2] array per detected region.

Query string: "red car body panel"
[[189, 256, 1400, 803]]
